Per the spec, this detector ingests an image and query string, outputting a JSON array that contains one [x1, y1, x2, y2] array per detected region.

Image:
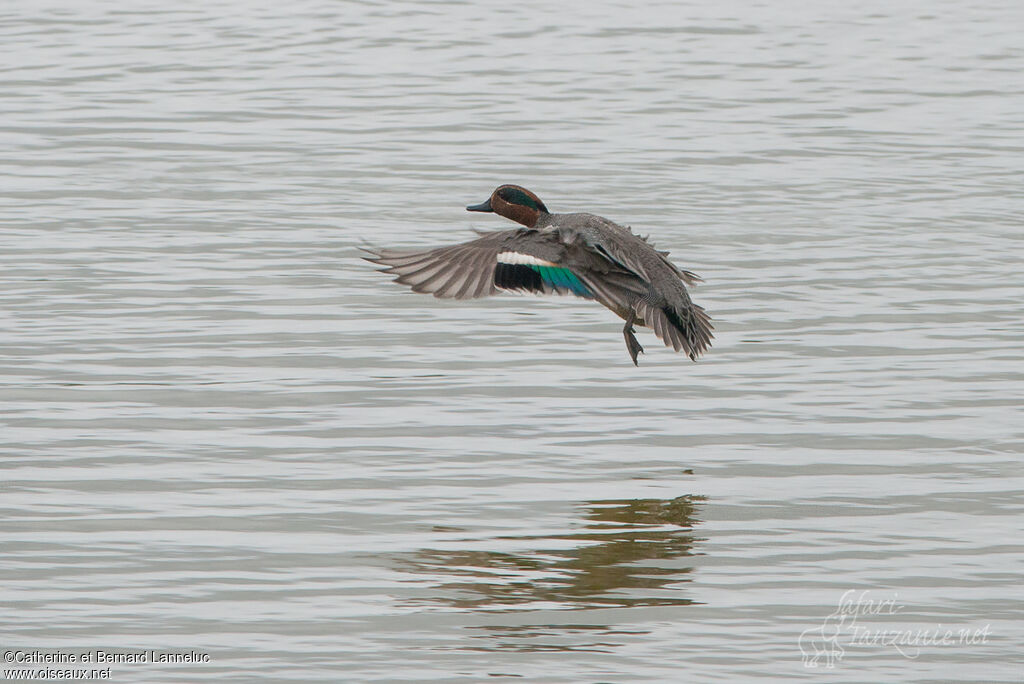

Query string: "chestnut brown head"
[[466, 185, 550, 227]]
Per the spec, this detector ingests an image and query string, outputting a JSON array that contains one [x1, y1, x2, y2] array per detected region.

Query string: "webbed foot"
[[624, 327, 644, 366], [622, 309, 644, 366]]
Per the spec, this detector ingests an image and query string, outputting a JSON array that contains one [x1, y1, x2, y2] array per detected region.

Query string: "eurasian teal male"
[[363, 185, 713, 365]]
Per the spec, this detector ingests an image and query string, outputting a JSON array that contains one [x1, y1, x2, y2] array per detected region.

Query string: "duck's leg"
[[622, 309, 644, 366]]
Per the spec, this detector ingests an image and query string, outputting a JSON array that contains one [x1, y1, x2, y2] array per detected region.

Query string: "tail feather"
[[637, 300, 714, 361]]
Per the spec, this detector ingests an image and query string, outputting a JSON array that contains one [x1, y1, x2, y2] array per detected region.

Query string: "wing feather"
[[429, 245, 477, 298], [364, 228, 576, 300], [363, 231, 519, 300], [453, 249, 489, 299]]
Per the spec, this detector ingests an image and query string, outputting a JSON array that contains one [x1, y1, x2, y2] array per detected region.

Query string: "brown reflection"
[[401, 495, 704, 610]]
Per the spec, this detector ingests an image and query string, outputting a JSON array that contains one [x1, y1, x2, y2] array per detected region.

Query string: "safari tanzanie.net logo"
[[798, 590, 992, 668]]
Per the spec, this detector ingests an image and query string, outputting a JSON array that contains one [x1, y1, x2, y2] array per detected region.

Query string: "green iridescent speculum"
[[533, 265, 590, 296]]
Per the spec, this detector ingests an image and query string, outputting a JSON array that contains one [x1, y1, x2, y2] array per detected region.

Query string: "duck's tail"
[[636, 299, 714, 361]]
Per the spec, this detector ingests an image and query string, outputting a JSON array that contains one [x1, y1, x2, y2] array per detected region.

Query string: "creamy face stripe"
[[496, 251, 558, 267]]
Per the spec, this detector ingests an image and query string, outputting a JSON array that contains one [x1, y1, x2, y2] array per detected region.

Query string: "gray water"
[[2, 1, 1023, 682]]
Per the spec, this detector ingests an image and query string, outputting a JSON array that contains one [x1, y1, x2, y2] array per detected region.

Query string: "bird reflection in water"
[[402, 495, 704, 611]]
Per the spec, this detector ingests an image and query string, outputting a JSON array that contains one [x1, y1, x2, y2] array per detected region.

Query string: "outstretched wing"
[[362, 229, 594, 300]]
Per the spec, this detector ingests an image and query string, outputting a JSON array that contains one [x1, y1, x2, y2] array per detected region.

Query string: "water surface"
[[2, 1, 1023, 681]]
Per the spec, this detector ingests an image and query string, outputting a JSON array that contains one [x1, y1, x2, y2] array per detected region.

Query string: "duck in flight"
[[362, 185, 713, 365]]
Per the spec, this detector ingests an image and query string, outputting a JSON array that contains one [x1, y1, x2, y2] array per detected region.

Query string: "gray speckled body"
[[537, 211, 702, 318]]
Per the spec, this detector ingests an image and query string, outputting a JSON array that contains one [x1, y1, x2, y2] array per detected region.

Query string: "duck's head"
[[467, 185, 549, 228]]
